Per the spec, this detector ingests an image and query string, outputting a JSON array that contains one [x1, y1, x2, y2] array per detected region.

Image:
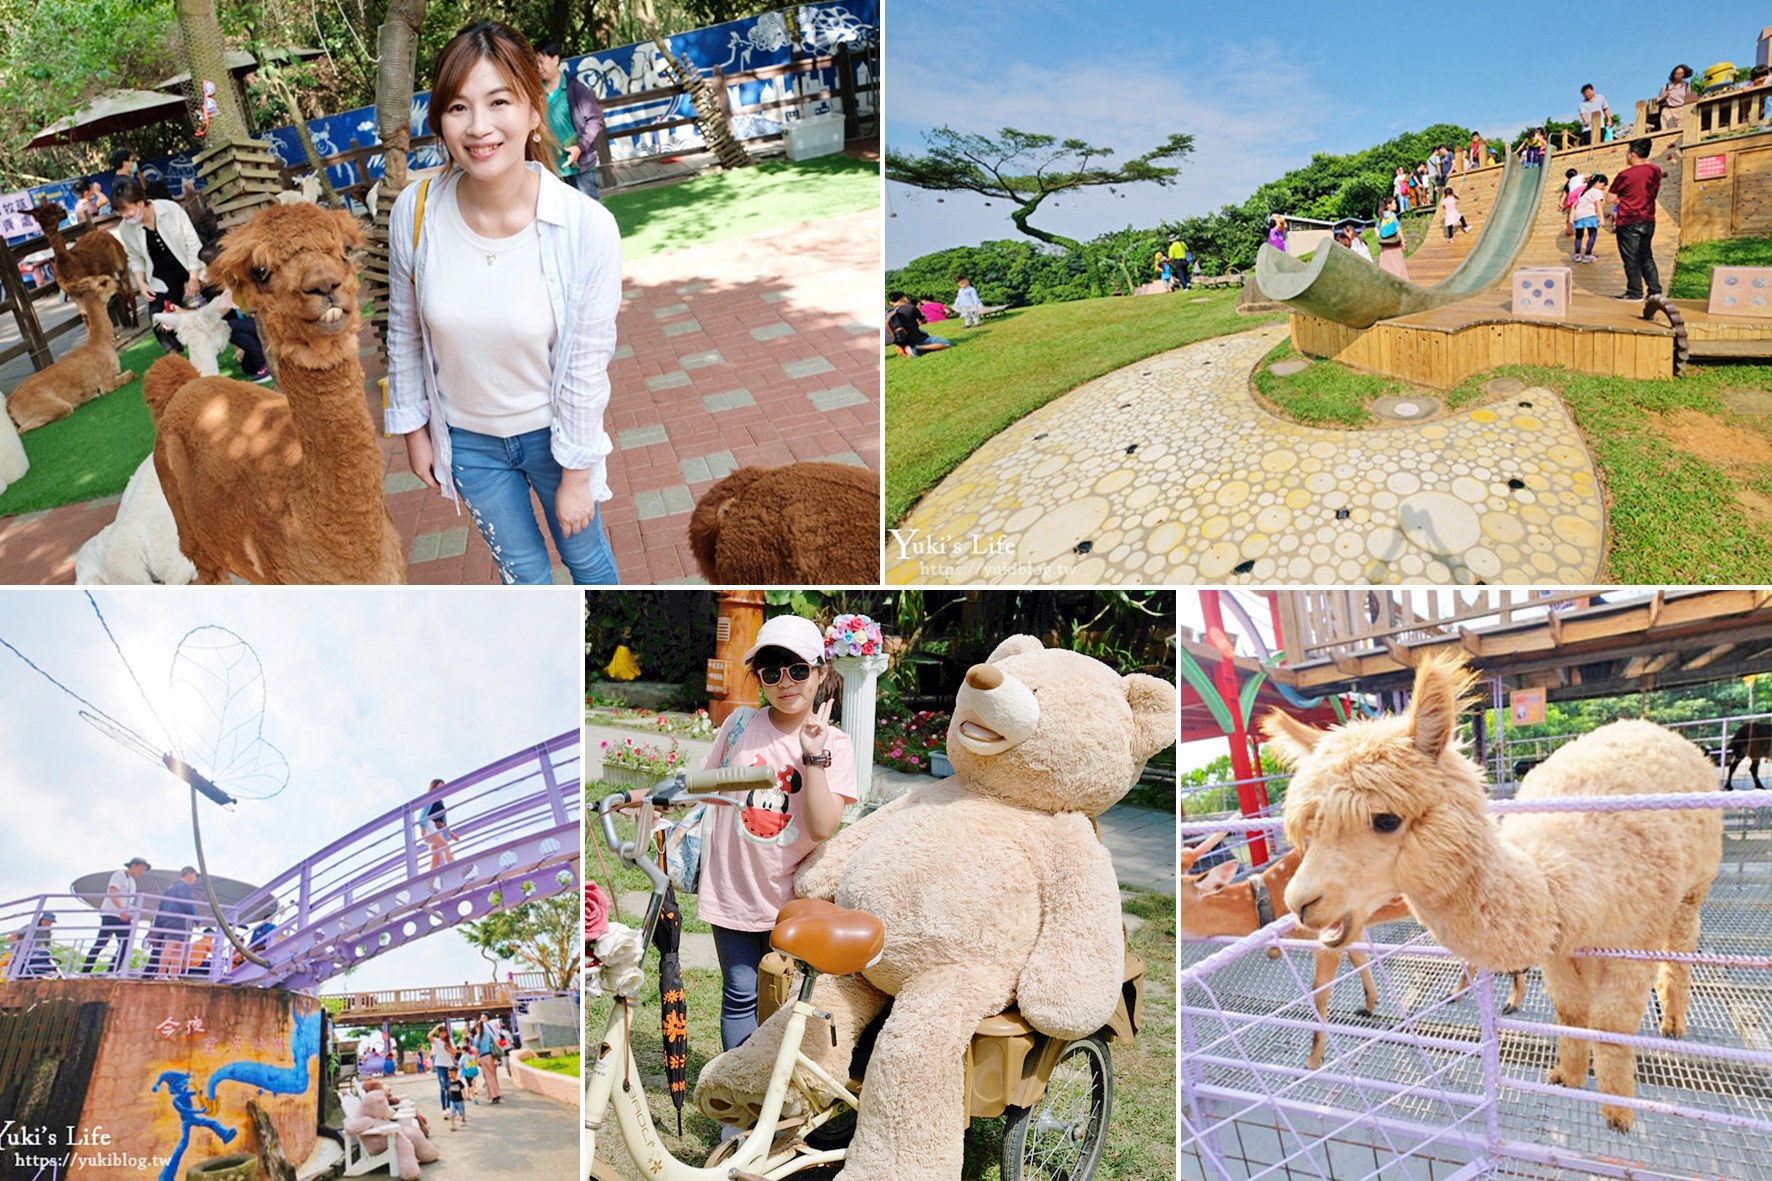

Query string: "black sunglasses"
[[757, 663, 813, 685]]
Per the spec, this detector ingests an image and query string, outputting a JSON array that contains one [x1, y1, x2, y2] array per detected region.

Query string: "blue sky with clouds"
[[886, 0, 1765, 266], [0, 590, 578, 998]]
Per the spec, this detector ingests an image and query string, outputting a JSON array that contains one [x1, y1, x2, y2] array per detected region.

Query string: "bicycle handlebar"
[[594, 765, 777, 867]]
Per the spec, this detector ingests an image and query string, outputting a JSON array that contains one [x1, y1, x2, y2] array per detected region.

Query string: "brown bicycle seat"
[[770, 898, 884, 976]]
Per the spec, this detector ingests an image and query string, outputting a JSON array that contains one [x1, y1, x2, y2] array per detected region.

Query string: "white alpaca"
[[153, 304, 233, 376], [0, 393, 26, 496], [74, 457, 197, 585], [1264, 653, 1722, 1133]]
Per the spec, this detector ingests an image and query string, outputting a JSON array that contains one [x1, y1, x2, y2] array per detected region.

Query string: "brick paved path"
[[0, 209, 880, 585]]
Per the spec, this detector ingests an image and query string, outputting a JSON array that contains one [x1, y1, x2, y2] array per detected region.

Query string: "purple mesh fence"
[[1181, 790, 1772, 1180]]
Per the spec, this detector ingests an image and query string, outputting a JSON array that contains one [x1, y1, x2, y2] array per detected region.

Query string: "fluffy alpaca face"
[[64, 274, 117, 304], [26, 203, 67, 234], [1268, 654, 1488, 948], [212, 204, 364, 369], [439, 57, 542, 184]]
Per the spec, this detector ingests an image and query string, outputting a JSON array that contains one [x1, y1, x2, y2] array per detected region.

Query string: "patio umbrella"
[[26, 89, 190, 150], [651, 884, 689, 1135]]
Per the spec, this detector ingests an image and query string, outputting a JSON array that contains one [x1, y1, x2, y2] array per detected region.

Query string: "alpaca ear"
[[1260, 709, 1322, 766], [1409, 654, 1471, 760], [210, 227, 257, 298], [987, 635, 1043, 663]]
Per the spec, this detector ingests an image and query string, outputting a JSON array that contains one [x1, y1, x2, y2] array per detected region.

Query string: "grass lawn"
[[605, 154, 879, 261], [0, 331, 263, 518], [525, 1050, 581, 1077], [885, 289, 1282, 524], [1669, 236, 1772, 300], [585, 786, 1176, 1181], [1253, 339, 1489, 427]]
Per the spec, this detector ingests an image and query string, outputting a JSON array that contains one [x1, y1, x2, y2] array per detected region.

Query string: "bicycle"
[[585, 768, 1142, 1181]]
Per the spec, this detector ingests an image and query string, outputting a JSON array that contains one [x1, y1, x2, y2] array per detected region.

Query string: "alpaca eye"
[[1373, 813, 1403, 834], [250, 266, 271, 284]]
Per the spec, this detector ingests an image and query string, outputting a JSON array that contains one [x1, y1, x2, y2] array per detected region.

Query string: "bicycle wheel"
[[1000, 1035, 1113, 1181]]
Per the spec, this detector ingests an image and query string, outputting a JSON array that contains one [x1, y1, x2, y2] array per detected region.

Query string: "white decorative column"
[[831, 653, 890, 807]]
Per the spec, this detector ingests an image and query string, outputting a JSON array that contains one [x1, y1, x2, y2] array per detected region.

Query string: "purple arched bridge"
[[1, 730, 581, 993]]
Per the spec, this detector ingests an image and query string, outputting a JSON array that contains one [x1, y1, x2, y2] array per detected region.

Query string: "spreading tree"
[[458, 895, 580, 992], [886, 126, 1194, 297]]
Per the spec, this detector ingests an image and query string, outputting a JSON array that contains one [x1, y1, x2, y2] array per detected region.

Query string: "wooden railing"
[[1682, 86, 1772, 144], [1271, 589, 1612, 663], [0, 214, 139, 373], [330, 973, 552, 1021]]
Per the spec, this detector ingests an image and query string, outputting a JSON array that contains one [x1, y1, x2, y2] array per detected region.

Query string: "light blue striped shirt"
[[385, 162, 622, 508]]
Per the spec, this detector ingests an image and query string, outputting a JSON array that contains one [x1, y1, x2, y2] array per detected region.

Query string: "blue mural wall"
[[6, 1, 874, 246]]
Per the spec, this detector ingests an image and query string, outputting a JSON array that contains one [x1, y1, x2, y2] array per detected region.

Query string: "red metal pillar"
[[1200, 591, 1270, 864]]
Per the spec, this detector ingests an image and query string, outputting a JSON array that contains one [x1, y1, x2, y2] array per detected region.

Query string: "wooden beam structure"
[[1265, 588, 1772, 702]]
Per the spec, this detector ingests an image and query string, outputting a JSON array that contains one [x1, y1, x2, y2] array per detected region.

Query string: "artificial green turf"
[[884, 289, 1283, 524], [1669, 236, 1772, 300], [0, 335, 178, 517], [604, 154, 879, 260]]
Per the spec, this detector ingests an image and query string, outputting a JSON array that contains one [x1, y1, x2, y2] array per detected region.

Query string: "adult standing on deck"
[[1607, 138, 1663, 304], [1578, 84, 1611, 145], [1657, 65, 1693, 131]]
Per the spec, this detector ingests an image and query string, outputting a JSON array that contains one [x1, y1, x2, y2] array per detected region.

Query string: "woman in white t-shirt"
[[386, 20, 623, 585], [427, 1024, 458, 1112], [698, 614, 856, 1050]]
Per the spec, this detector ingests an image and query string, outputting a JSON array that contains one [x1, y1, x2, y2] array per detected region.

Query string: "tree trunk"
[[1010, 201, 1103, 297], [375, 0, 428, 195], [173, 0, 250, 146]]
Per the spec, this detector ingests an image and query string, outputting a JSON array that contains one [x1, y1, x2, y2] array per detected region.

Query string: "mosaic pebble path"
[[886, 325, 1606, 586]]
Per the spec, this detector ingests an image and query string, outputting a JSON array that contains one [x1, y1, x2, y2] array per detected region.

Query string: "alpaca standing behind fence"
[[1263, 652, 1723, 1132]]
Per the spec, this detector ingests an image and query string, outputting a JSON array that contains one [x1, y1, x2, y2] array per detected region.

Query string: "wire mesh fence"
[[1181, 793, 1772, 1181]]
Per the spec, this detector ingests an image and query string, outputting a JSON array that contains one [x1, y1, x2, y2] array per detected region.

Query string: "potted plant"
[[597, 736, 684, 789]]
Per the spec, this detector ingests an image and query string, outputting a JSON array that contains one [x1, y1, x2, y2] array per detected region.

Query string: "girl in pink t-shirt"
[[698, 615, 857, 1050]]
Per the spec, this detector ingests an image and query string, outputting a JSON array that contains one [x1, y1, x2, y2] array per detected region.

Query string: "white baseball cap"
[[744, 615, 825, 665]]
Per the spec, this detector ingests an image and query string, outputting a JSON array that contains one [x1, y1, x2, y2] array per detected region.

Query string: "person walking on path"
[[153, 866, 201, 978], [387, 20, 625, 586], [1607, 138, 1663, 302], [1375, 199, 1409, 281], [472, 1015, 504, 1102], [1167, 237, 1192, 289], [697, 614, 856, 1054], [423, 777, 458, 871], [1578, 84, 1611, 145], [446, 1067, 469, 1129], [82, 856, 148, 974], [535, 38, 606, 202], [428, 1024, 459, 1112]]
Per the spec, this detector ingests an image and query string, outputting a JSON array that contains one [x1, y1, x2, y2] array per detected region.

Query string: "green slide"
[[1254, 149, 1552, 328]]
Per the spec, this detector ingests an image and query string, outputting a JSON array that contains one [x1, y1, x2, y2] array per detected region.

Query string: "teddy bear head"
[[945, 634, 1177, 815]]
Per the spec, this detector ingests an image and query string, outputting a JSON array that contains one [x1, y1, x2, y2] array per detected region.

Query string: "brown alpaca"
[[6, 275, 134, 432], [1182, 836, 1524, 1070], [687, 462, 880, 584], [25, 203, 137, 327], [1264, 654, 1722, 1132], [143, 203, 406, 584]]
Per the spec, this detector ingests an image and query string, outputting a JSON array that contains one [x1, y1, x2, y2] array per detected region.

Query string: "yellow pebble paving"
[[885, 325, 1606, 584]]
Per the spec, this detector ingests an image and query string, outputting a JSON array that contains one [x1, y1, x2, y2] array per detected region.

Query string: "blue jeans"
[[570, 165, 600, 202], [908, 336, 952, 357], [712, 925, 775, 1051], [447, 425, 620, 585], [434, 1064, 452, 1110]]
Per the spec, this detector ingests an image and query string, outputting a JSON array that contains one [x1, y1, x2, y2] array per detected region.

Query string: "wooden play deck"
[[1290, 132, 1772, 386]]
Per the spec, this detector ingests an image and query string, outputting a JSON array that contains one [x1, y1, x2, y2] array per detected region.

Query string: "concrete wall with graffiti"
[[0, 978, 320, 1180], [3, 1, 875, 246]]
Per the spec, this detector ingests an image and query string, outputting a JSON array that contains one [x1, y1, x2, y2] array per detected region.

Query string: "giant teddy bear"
[[693, 635, 1176, 1180], [342, 1080, 439, 1180]]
